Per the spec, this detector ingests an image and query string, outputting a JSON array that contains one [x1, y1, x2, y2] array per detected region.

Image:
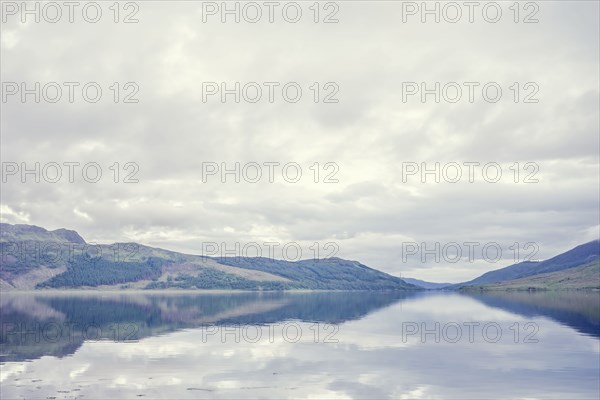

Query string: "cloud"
[[1, 1, 598, 282]]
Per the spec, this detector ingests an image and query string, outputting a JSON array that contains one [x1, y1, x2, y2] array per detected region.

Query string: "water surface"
[[1, 291, 598, 399]]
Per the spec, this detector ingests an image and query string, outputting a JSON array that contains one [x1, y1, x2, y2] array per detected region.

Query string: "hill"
[[453, 240, 599, 289], [0, 223, 419, 291], [401, 278, 452, 289], [461, 260, 600, 291]]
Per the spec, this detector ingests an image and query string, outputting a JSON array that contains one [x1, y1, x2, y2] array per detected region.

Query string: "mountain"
[[0, 223, 85, 244], [401, 278, 452, 289], [461, 260, 600, 291], [0, 223, 419, 291], [454, 240, 600, 290]]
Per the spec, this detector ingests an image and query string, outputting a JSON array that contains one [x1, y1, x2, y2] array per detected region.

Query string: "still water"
[[1, 291, 599, 399]]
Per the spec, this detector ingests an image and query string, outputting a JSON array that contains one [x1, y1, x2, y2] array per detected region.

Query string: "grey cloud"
[[1, 1, 598, 282]]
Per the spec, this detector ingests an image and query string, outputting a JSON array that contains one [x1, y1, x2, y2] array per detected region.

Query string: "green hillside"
[[0, 223, 418, 291], [454, 240, 599, 290], [462, 260, 600, 291]]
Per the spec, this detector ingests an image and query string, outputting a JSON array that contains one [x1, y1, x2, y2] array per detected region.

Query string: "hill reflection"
[[0, 291, 414, 362]]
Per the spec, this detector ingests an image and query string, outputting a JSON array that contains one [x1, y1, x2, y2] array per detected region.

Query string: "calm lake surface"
[[1, 291, 599, 399]]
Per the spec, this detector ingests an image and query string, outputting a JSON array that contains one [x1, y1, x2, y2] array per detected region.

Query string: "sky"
[[1, 0, 599, 282]]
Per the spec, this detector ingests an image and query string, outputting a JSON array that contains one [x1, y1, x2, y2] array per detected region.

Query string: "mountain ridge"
[[461, 260, 600, 291], [0, 223, 419, 291], [401, 278, 453, 289], [453, 240, 600, 290]]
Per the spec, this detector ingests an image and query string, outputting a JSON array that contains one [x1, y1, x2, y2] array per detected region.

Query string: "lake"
[[1, 291, 599, 399]]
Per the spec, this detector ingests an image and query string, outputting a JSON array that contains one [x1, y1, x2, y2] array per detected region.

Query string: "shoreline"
[[0, 288, 422, 296]]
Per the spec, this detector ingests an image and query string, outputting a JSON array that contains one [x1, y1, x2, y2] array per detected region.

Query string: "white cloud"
[[1, 1, 598, 282]]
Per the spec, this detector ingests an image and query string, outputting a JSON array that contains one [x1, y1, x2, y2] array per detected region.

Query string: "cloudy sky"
[[1, 0, 598, 282]]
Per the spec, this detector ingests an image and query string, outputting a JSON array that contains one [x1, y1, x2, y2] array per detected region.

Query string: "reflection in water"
[[1, 291, 599, 399], [464, 291, 600, 338], [0, 291, 416, 362]]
